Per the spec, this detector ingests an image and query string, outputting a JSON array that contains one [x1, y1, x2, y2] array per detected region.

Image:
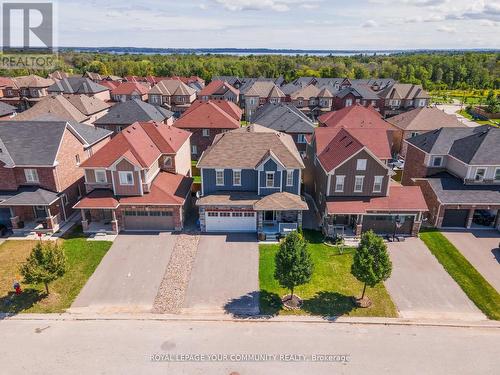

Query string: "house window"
[[191, 145, 198, 155], [216, 169, 224, 186], [495, 168, 500, 181], [24, 169, 39, 183], [233, 169, 241, 186], [286, 170, 294, 186], [207, 212, 218, 217], [356, 159, 367, 171], [202, 129, 210, 137], [266, 172, 274, 188], [354, 176, 364, 192], [345, 98, 353, 107], [410, 132, 419, 138], [373, 176, 384, 193], [335, 175, 345, 192], [164, 156, 173, 168], [474, 168, 486, 182], [431, 156, 443, 167], [118, 171, 134, 185], [75, 154, 80, 165], [232, 212, 243, 217], [297, 134, 306, 144], [94, 170, 107, 183]]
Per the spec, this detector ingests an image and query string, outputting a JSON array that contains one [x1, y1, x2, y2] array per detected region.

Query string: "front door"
[[264, 211, 275, 222], [33, 206, 47, 219]]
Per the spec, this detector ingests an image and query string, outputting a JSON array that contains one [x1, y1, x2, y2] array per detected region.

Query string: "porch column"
[[355, 214, 363, 236], [257, 211, 263, 234], [81, 209, 89, 232], [465, 208, 475, 229], [297, 211, 303, 229], [111, 209, 119, 234]]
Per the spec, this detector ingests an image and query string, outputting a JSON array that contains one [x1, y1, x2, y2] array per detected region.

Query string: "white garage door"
[[205, 211, 257, 232]]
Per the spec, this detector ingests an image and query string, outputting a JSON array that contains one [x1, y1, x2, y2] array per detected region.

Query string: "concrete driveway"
[[442, 230, 500, 292], [182, 233, 259, 315], [71, 233, 176, 313], [385, 237, 484, 320]]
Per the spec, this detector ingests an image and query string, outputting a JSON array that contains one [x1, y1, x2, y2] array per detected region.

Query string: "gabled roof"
[[315, 126, 392, 172], [13, 74, 54, 88], [448, 127, 500, 165], [0, 101, 16, 116], [184, 100, 242, 121], [97, 80, 119, 90], [63, 94, 110, 116], [0, 120, 111, 166], [335, 84, 379, 100], [0, 77, 17, 88], [251, 102, 314, 134], [48, 71, 70, 80], [407, 126, 486, 155], [111, 82, 149, 96], [174, 100, 241, 130], [48, 77, 109, 94], [10, 95, 88, 123], [318, 105, 392, 130], [84, 72, 102, 81], [386, 107, 465, 131], [197, 124, 304, 169], [198, 80, 239, 97], [244, 81, 285, 98], [81, 122, 190, 168], [289, 84, 321, 100], [94, 99, 173, 125], [148, 79, 196, 96], [378, 83, 430, 100]]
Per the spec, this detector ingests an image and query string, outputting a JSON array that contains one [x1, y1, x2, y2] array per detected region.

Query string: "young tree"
[[351, 230, 392, 303], [274, 231, 313, 301], [20, 242, 67, 295]]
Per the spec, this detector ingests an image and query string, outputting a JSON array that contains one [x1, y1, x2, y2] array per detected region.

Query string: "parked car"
[[389, 157, 405, 169], [472, 210, 495, 227]]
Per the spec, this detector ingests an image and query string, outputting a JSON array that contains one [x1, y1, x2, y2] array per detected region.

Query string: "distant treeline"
[[3, 52, 499, 90]]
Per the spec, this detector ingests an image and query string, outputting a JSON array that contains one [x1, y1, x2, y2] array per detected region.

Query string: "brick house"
[[304, 116, 427, 238], [241, 81, 286, 120], [196, 124, 307, 240], [0, 75, 55, 110], [282, 84, 334, 120], [94, 98, 174, 134], [48, 77, 111, 102], [110, 82, 149, 102], [377, 83, 430, 118], [148, 79, 197, 116], [197, 80, 239, 103], [332, 84, 380, 111], [402, 126, 500, 230], [250, 102, 314, 156], [0, 120, 111, 234], [74, 122, 193, 234], [173, 100, 242, 160]]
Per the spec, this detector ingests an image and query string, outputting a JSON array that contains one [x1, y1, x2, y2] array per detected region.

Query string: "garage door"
[[362, 215, 414, 235], [441, 209, 468, 228], [123, 210, 174, 231], [205, 211, 256, 232]]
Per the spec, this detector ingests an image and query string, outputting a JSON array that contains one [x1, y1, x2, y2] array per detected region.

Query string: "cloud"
[[362, 20, 379, 28], [437, 25, 457, 33], [213, 0, 318, 12]]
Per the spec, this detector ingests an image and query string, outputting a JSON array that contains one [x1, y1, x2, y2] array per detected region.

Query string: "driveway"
[[442, 230, 500, 292], [385, 237, 484, 320], [71, 233, 176, 313], [182, 233, 259, 315], [435, 104, 479, 127]]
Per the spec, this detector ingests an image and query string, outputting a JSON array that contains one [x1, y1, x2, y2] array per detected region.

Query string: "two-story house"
[[0, 120, 111, 234], [110, 82, 149, 102], [1, 75, 55, 110], [332, 84, 380, 111], [250, 102, 314, 157], [304, 125, 428, 237], [242, 81, 286, 120], [74, 122, 193, 234], [377, 83, 430, 118], [403, 126, 500, 230], [174, 100, 242, 159], [197, 80, 239, 103], [196, 124, 308, 240], [148, 79, 197, 116], [283, 84, 334, 120], [387, 106, 465, 157], [48, 77, 111, 101], [94, 98, 174, 134]]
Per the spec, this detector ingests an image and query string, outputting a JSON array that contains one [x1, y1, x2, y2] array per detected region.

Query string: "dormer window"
[[431, 156, 443, 167], [474, 168, 486, 182], [119, 171, 134, 185], [266, 172, 275, 188]]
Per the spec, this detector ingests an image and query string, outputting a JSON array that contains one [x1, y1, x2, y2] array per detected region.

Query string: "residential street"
[[0, 318, 498, 374]]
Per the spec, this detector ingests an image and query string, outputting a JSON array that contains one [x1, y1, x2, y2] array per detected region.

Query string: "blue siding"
[[202, 168, 257, 194], [282, 169, 300, 194]]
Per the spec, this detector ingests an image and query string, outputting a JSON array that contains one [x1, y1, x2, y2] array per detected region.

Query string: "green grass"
[[419, 229, 500, 320], [0, 226, 111, 314], [458, 109, 500, 127], [259, 230, 398, 317]]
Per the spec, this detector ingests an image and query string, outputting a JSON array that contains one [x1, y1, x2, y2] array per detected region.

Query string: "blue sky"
[[55, 0, 500, 49]]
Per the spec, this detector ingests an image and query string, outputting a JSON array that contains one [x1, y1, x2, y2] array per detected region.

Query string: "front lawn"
[[259, 230, 398, 317], [0, 227, 111, 314], [419, 230, 500, 320]]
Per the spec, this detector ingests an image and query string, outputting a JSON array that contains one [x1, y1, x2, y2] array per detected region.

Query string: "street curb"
[[2, 312, 499, 329]]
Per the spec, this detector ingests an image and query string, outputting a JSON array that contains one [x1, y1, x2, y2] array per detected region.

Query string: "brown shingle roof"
[[197, 124, 303, 169], [11, 95, 88, 122], [386, 106, 465, 131], [14, 74, 54, 88], [148, 79, 196, 96], [63, 94, 110, 116]]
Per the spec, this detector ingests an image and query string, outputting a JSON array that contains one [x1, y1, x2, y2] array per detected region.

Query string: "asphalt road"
[[1, 318, 498, 374]]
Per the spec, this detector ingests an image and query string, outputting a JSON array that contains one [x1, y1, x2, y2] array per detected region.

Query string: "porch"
[[73, 190, 120, 235]]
